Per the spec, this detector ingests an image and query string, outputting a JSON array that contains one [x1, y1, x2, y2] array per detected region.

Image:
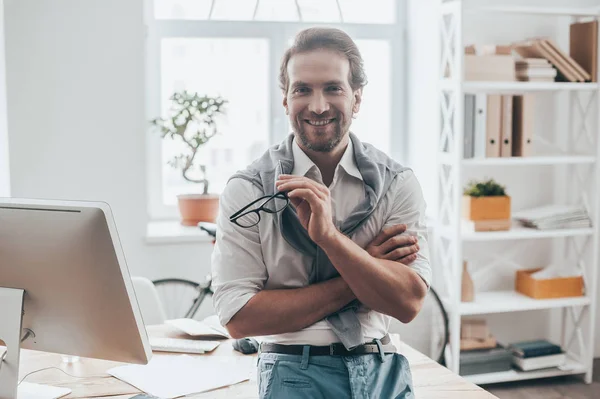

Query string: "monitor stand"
[[0, 287, 71, 399]]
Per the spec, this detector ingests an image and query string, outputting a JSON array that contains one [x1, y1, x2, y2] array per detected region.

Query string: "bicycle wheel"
[[152, 277, 212, 320]]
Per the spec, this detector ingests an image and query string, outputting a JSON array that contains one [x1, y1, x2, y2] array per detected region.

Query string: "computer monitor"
[[0, 198, 151, 398]]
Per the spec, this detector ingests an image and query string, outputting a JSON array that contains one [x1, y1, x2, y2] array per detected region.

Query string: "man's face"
[[283, 49, 362, 153]]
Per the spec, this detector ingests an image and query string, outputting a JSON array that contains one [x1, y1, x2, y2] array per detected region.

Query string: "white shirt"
[[211, 137, 431, 345]]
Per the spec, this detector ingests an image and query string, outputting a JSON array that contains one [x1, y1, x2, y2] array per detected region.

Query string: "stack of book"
[[508, 340, 566, 371], [513, 204, 592, 230], [515, 58, 557, 82], [459, 344, 513, 376], [513, 38, 591, 82]]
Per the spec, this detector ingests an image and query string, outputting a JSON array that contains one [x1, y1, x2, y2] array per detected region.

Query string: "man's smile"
[[305, 118, 335, 126]]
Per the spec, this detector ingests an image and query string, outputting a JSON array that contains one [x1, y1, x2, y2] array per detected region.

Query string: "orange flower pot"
[[462, 195, 511, 221], [177, 194, 220, 226]]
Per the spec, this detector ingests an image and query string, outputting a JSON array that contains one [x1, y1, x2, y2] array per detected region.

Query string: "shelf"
[[462, 156, 596, 166], [440, 80, 599, 93], [439, 154, 596, 166], [467, 6, 600, 17], [465, 359, 587, 385], [439, 224, 594, 242], [455, 291, 591, 315]]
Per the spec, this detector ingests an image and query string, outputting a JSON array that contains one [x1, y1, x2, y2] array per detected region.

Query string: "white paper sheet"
[[166, 316, 230, 339], [17, 382, 71, 399], [149, 337, 221, 353], [108, 355, 253, 398]]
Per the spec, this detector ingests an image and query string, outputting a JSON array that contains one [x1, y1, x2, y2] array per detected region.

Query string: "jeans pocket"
[[280, 378, 312, 389], [258, 359, 278, 398]]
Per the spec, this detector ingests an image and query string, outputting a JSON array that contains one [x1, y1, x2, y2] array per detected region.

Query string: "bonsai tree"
[[463, 178, 507, 197], [150, 91, 227, 195]]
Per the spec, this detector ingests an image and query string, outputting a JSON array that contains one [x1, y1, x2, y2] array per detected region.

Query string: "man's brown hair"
[[279, 27, 368, 94]]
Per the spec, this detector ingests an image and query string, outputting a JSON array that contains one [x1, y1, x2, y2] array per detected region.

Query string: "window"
[[146, 0, 406, 219]]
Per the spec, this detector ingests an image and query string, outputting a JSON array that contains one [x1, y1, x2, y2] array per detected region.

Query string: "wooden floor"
[[485, 359, 600, 399]]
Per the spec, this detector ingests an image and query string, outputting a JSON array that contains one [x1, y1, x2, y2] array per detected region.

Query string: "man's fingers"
[[288, 188, 324, 212], [383, 244, 419, 260], [278, 175, 329, 195], [398, 253, 418, 264], [370, 224, 407, 246], [277, 178, 328, 199], [379, 234, 417, 254]]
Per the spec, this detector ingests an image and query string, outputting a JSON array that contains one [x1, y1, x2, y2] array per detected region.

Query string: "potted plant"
[[150, 91, 228, 226], [462, 178, 511, 221]]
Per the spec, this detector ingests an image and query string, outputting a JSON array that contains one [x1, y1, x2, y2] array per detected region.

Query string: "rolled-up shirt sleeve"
[[385, 170, 432, 288], [211, 178, 268, 326]]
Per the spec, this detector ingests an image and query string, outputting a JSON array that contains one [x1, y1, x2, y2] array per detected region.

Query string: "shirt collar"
[[291, 137, 363, 181]]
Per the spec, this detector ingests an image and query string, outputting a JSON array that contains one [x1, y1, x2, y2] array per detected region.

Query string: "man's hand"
[[276, 175, 337, 245], [366, 224, 419, 264]]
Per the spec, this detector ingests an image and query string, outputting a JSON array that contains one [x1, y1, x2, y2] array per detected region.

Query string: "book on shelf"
[[500, 95, 513, 157], [570, 20, 598, 83], [508, 339, 562, 358], [515, 58, 557, 82], [459, 344, 513, 376], [512, 204, 592, 230], [512, 38, 590, 82], [512, 95, 535, 157], [513, 352, 567, 371], [464, 93, 534, 159]]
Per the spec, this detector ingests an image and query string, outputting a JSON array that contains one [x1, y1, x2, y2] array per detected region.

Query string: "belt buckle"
[[329, 344, 335, 356]]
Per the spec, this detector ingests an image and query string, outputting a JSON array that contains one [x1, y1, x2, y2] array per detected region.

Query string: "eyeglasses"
[[229, 191, 290, 228]]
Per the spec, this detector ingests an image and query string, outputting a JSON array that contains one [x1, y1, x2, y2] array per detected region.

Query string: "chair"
[[152, 276, 213, 320], [131, 276, 168, 325]]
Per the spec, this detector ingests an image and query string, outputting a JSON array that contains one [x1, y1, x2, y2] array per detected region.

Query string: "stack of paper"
[[108, 355, 254, 398], [515, 58, 557, 82], [166, 315, 230, 339], [513, 205, 592, 230]]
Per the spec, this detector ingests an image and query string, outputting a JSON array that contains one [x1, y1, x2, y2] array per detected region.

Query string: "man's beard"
[[293, 115, 347, 153]]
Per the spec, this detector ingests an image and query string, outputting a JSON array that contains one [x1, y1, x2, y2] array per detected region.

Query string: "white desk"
[[19, 324, 498, 398]]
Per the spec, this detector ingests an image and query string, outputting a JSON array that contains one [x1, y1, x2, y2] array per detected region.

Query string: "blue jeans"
[[257, 348, 414, 398]]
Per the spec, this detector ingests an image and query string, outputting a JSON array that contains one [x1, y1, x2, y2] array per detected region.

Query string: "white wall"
[[406, 0, 600, 357], [0, 0, 9, 197], [4, 0, 600, 358], [4, 0, 213, 283]]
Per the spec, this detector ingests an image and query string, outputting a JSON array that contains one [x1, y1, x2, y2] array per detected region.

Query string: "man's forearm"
[[320, 231, 427, 323], [225, 277, 355, 339]]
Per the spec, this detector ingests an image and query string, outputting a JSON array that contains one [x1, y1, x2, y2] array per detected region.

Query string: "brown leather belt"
[[260, 334, 396, 356]]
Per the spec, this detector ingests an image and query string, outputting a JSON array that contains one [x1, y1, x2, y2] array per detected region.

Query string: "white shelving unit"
[[436, 1, 600, 385]]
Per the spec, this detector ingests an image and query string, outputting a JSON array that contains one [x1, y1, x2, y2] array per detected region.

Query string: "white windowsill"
[[146, 220, 214, 245]]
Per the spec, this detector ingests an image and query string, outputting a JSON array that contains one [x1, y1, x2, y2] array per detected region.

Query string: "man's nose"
[[308, 93, 330, 115]]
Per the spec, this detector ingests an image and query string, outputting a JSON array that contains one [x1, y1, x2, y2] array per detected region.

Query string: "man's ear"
[[282, 95, 289, 115], [352, 88, 363, 114]]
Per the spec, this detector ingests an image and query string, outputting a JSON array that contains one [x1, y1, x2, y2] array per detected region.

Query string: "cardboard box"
[[461, 335, 498, 351], [462, 195, 511, 221], [461, 319, 489, 340], [515, 268, 584, 299], [464, 55, 516, 81]]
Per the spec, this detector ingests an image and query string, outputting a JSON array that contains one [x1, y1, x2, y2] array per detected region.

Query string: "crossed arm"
[[225, 224, 420, 339], [218, 173, 429, 339]]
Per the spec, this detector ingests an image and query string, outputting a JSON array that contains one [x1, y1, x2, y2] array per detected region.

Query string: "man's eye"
[[293, 87, 309, 94], [328, 86, 342, 92]]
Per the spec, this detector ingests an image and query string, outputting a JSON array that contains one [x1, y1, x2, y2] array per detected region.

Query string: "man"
[[212, 27, 430, 398]]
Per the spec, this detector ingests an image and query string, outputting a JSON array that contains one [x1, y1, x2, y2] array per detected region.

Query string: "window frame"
[[144, 0, 407, 220]]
